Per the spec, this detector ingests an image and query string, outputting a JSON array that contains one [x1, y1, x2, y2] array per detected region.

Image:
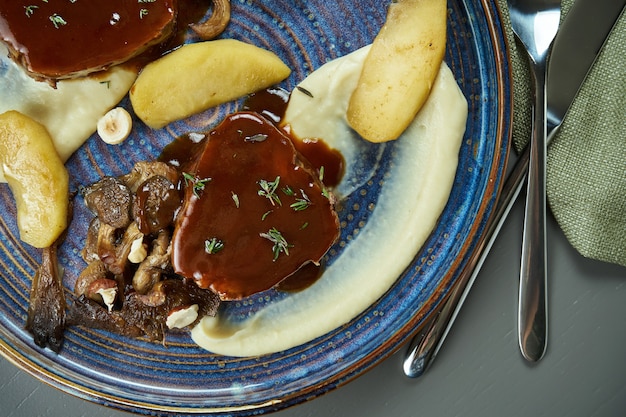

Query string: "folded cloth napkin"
[[497, 0, 626, 267]]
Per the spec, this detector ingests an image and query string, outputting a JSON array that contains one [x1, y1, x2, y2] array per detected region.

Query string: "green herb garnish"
[[231, 191, 240, 208], [244, 133, 268, 143], [24, 5, 38, 17], [258, 176, 281, 206], [290, 190, 311, 211], [296, 86, 314, 98], [282, 185, 295, 196], [183, 172, 212, 198], [204, 238, 224, 254], [259, 227, 293, 261], [49, 13, 67, 29], [261, 210, 273, 221]]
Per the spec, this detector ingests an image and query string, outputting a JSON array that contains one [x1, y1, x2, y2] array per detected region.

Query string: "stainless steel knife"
[[403, 0, 626, 378]]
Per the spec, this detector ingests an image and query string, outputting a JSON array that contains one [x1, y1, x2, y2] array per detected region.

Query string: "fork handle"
[[518, 59, 548, 362]]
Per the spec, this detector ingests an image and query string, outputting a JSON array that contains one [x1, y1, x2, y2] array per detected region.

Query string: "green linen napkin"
[[497, 0, 626, 267]]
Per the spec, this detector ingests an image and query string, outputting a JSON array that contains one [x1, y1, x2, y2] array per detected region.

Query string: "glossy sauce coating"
[[243, 87, 345, 187], [171, 112, 340, 300], [134, 176, 182, 235], [0, 0, 177, 78]]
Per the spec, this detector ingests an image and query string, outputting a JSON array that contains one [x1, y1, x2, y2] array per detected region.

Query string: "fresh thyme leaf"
[[24, 5, 38, 17], [139, 8, 149, 19], [244, 133, 268, 143], [318, 167, 330, 199], [259, 227, 293, 261], [258, 176, 281, 206], [282, 185, 295, 196], [290, 200, 309, 211], [99, 80, 111, 89], [49, 13, 67, 29], [296, 86, 314, 98], [182, 172, 195, 183], [183, 172, 212, 198], [204, 238, 224, 254], [261, 210, 273, 221], [290, 189, 311, 211], [231, 191, 240, 208], [300, 222, 309, 230]]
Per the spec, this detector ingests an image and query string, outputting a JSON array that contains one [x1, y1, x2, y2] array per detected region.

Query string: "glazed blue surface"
[[0, 0, 511, 415]]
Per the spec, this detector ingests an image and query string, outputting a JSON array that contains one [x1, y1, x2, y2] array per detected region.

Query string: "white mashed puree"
[[192, 45, 468, 356], [0, 44, 137, 182]]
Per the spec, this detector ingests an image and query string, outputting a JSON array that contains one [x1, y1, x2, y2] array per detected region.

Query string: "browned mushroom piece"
[[190, 0, 231, 40], [71, 159, 221, 343], [127, 278, 220, 340], [120, 161, 179, 193], [81, 217, 102, 263], [74, 259, 122, 312], [105, 222, 144, 275], [133, 175, 182, 235], [25, 242, 66, 352], [74, 260, 109, 297], [68, 279, 220, 342], [94, 221, 118, 267], [82, 176, 133, 229], [66, 295, 145, 338]]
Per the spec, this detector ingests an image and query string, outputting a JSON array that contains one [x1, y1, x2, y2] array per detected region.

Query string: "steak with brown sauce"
[[0, 0, 177, 82], [171, 112, 340, 300]]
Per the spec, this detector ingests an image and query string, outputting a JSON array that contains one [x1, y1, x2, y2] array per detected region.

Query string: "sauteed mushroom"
[[190, 0, 231, 40], [68, 161, 221, 343]]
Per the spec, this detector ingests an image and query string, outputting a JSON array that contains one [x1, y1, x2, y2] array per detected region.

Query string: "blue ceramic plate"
[[0, 0, 511, 415]]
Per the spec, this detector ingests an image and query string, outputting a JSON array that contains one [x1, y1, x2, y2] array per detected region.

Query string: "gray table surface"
[[2, 155, 625, 416]]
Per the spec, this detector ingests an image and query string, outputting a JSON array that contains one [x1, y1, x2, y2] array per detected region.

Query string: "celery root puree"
[[192, 45, 468, 356]]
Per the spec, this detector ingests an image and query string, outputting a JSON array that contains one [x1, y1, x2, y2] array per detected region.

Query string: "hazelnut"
[[166, 304, 199, 329], [86, 278, 118, 311], [128, 235, 147, 263]]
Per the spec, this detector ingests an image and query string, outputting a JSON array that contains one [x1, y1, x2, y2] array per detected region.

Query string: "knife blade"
[[403, 0, 625, 378], [547, 0, 626, 133]]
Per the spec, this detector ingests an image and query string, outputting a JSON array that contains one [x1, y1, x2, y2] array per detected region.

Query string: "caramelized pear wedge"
[[0, 110, 69, 248], [347, 0, 447, 142], [130, 39, 291, 129]]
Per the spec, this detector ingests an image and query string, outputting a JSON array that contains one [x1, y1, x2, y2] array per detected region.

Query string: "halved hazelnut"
[[166, 304, 199, 329], [128, 235, 147, 263], [86, 278, 118, 311]]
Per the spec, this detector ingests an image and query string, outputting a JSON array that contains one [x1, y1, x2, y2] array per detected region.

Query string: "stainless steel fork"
[[507, 0, 560, 362]]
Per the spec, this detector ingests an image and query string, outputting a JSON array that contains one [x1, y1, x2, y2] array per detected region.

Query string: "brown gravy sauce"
[[243, 89, 345, 291], [0, 0, 211, 78], [161, 88, 345, 187], [169, 111, 342, 300], [243, 87, 345, 188]]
